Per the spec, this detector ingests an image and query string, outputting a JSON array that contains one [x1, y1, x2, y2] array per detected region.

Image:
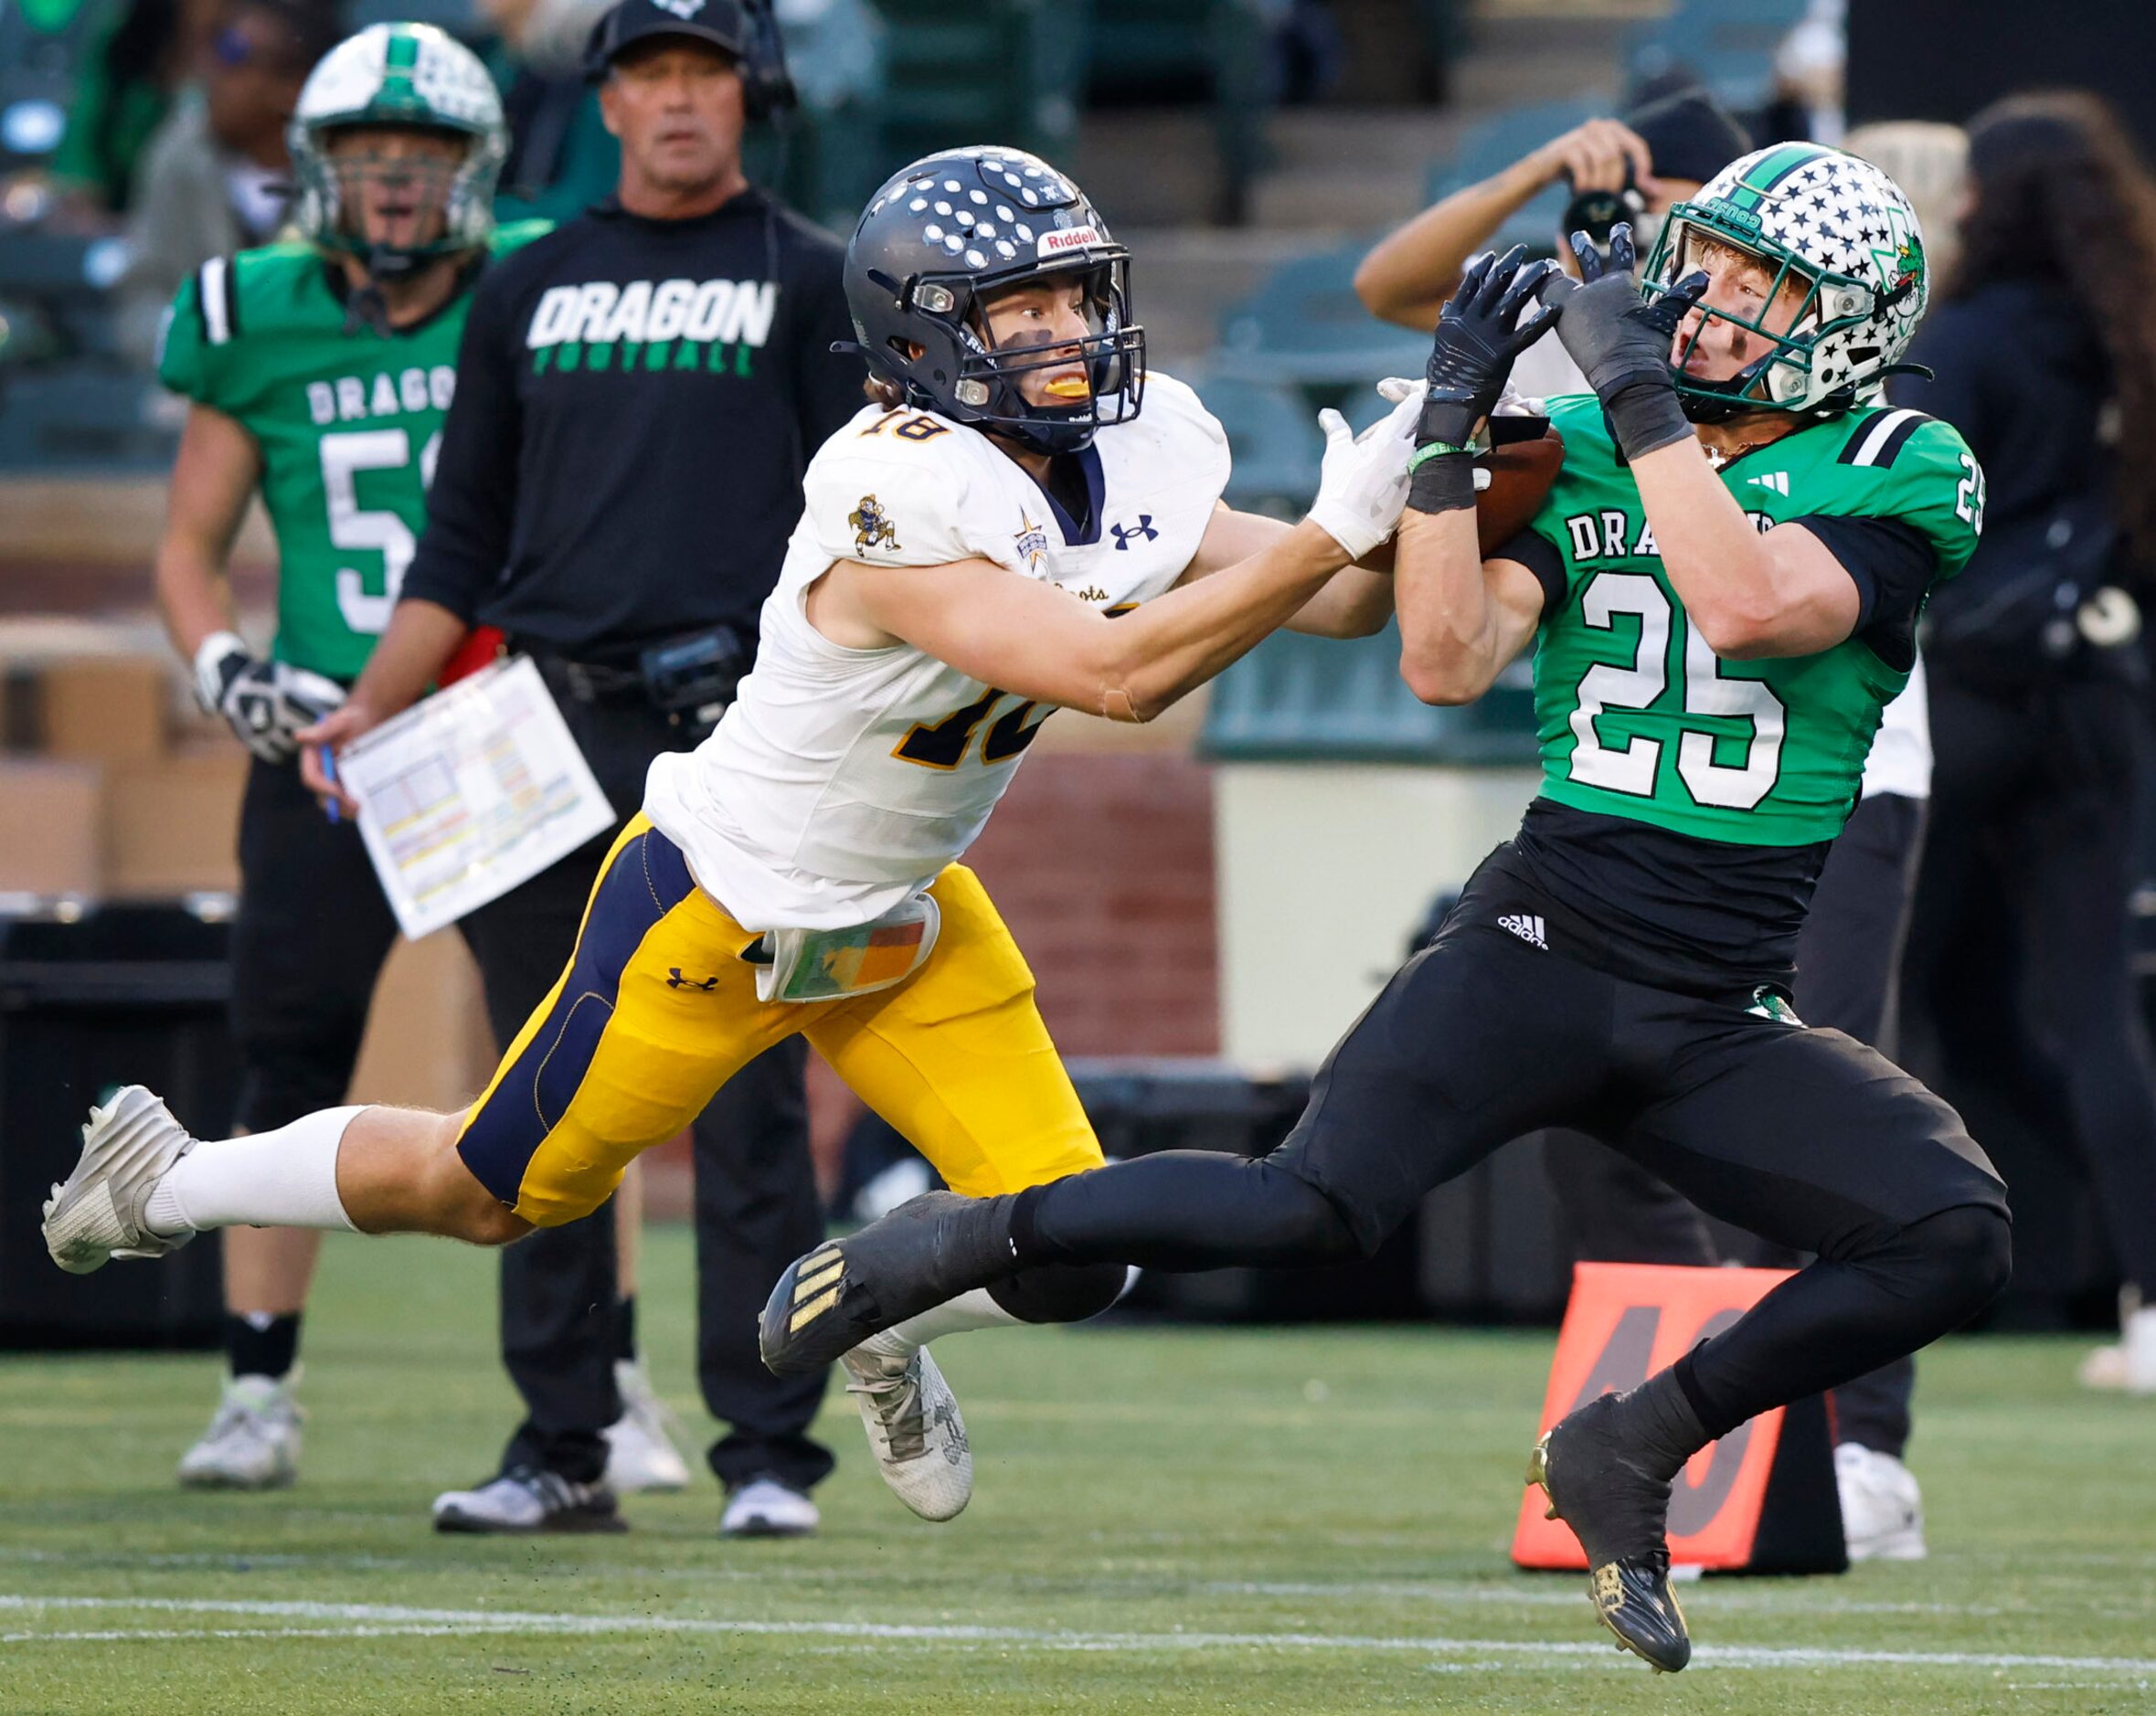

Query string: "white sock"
[[143, 1107, 364, 1236], [857, 1287, 1021, 1361]]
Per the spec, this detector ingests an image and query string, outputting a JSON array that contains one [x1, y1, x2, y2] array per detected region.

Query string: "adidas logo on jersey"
[[1497, 913, 1547, 950], [1746, 471, 1791, 495]]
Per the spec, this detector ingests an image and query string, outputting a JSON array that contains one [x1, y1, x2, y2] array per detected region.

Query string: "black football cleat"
[[1528, 1396, 1693, 1674], [759, 1191, 1014, 1377]]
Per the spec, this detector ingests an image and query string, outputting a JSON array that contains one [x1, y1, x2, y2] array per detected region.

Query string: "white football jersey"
[[643, 372, 1231, 930]]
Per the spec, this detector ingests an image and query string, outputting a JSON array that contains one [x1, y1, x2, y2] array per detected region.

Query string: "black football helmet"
[[844, 146, 1146, 455]]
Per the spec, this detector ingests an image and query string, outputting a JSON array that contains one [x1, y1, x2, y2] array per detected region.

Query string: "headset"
[[583, 0, 797, 122]]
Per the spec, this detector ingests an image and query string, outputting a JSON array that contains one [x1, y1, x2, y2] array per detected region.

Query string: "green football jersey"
[[1517, 393, 1984, 848], [157, 223, 548, 681]]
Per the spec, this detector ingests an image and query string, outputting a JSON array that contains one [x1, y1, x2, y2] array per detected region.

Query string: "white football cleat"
[[604, 1359, 692, 1493], [841, 1341, 972, 1521], [720, 1476, 819, 1538], [432, 1467, 626, 1533], [177, 1372, 303, 1489], [43, 1086, 198, 1275], [1835, 1443, 1926, 1562], [2080, 1307, 2156, 1395]]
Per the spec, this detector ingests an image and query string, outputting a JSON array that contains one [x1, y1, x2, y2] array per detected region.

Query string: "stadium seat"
[[1211, 241, 1431, 398], [1086, 0, 1269, 225], [1626, 0, 1810, 116], [1177, 366, 1323, 518], [868, 0, 1087, 175], [0, 368, 178, 471]]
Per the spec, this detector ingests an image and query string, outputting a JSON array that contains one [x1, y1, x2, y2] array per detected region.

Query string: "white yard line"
[[3, 1594, 2154, 1676]]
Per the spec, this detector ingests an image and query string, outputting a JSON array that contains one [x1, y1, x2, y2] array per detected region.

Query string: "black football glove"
[[1541, 221, 1708, 461], [1409, 246, 1558, 515], [194, 630, 346, 765], [1419, 244, 1560, 450]]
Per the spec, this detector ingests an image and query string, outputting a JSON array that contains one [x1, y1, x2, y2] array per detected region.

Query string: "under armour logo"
[[667, 968, 720, 991], [1110, 515, 1157, 550]]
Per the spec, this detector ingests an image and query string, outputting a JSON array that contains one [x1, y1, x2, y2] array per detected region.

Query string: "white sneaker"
[[43, 1087, 198, 1275], [2079, 1306, 2156, 1393], [1835, 1443, 1926, 1562], [431, 1467, 627, 1533], [720, 1476, 819, 1538], [841, 1341, 972, 1521], [604, 1360, 692, 1493], [176, 1372, 303, 1489]]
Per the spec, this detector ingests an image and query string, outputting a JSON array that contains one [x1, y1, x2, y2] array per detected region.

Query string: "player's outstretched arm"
[[1176, 503, 1396, 638], [812, 393, 1419, 722]]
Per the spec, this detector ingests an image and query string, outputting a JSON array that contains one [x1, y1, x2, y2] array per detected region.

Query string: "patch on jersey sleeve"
[[848, 494, 901, 554]]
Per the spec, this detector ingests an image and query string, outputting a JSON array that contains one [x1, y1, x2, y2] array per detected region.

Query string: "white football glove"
[[1306, 386, 1423, 562], [193, 630, 346, 764]]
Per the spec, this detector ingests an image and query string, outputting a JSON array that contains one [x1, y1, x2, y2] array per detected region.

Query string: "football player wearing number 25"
[[47, 147, 1418, 1528], [757, 146, 2013, 1674], [147, 23, 538, 1495]]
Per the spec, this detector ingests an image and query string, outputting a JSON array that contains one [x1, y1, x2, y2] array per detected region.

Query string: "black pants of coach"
[[1902, 672, 2156, 1298], [459, 671, 831, 1493], [1541, 790, 1928, 1459]]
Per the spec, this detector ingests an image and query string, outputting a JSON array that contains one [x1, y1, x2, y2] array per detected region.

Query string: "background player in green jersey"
[[752, 144, 2014, 1675], [153, 21, 535, 1489]]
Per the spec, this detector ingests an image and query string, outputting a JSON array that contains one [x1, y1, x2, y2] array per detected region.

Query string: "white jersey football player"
[[43, 144, 1421, 1523]]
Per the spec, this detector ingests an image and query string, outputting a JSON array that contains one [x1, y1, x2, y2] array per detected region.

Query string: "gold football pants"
[[453, 816, 1103, 1225]]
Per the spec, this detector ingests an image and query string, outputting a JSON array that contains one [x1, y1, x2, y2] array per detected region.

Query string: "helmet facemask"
[[885, 256, 1146, 456], [308, 126, 471, 279]]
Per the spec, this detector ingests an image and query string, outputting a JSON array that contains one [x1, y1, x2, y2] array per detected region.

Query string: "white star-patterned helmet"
[[1639, 142, 1930, 421]]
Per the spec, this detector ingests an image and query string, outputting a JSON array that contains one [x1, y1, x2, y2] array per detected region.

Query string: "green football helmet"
[[288, 23, 507, 272], [1638, 142, 1930, 422]]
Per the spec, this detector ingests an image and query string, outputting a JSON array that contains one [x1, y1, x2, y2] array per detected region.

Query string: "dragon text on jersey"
[[305, 365, 457, 426], [524, 277, 780, 377], [1561, 508, 1773, 562]]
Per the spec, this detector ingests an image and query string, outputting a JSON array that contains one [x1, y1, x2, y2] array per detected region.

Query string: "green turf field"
[[4, 1228, 2152, 1714]]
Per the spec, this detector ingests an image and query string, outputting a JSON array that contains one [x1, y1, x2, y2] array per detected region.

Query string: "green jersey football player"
[[151, 21, 528, 1492], [743, 144, 2014, 1675]]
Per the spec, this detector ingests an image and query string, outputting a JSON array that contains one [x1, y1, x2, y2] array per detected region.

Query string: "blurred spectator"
[[116, 0, 338, 364], [1765, 0, 1844, 146], [476, 0, 618, 223], [48, 0, 225, 221], [1895, 91, 2156, 1394], [1842, 120, 1968, 283]]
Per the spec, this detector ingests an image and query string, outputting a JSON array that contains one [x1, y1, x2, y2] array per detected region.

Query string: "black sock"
[[1609, 1363, 1711, 1480], [614, 1295, 637, 1364], [225, 1311, 301, 1382]]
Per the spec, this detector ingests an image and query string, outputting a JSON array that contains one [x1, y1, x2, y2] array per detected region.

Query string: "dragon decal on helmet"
[[288, 23, 508, 278], [1638, 143, 1930, 422], [843, 146, 1146, 456]]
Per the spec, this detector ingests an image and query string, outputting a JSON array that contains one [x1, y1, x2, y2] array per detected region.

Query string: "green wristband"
[[1407, 440, 1471, 472]]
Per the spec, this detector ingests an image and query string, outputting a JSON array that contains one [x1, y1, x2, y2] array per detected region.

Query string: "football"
[[1475, 423, 1567, 556]]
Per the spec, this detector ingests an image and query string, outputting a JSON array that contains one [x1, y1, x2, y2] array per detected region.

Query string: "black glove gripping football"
[[1410, 246, 1558, 515], [1542, 221, 1708, 461]]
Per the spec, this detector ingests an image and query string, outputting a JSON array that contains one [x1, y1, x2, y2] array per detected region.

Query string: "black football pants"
[[1009, 855, 2012, 1445], [1542, 789, 1928, 1456], [461, 681, 831, 1492]]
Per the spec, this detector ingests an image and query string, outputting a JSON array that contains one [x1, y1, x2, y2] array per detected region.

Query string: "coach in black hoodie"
[[1896, 93, 2156, 1390]]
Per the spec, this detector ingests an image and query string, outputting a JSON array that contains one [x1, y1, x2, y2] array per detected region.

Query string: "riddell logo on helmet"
[[1036, 227, 1100, 258]]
